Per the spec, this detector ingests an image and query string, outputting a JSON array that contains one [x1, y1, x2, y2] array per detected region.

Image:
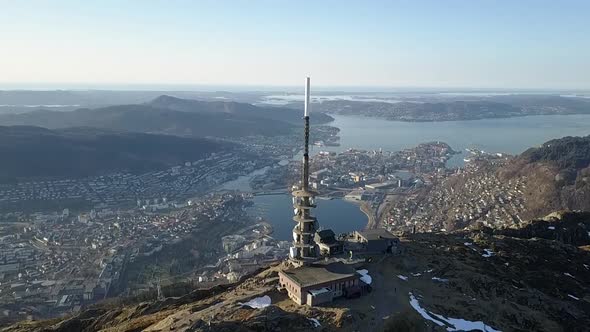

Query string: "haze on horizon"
[[1, 0, 589, 90]]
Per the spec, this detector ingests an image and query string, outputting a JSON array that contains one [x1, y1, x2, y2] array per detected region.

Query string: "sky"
[[1, 0, 589, 89]]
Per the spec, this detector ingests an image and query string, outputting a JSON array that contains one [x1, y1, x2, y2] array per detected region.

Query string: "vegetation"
[[521, 135, 590, 169], [0, 96, 332, 138], [0, 125, 232, 180]]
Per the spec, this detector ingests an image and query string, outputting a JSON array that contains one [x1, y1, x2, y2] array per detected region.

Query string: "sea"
[[229, 114, 590, 239]]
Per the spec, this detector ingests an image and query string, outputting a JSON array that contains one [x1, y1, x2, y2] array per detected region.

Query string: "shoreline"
[[359, 201, 377, 230], [341, 197, 375, 230]]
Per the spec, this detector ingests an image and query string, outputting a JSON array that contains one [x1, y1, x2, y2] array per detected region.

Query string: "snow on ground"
[[568, 294, 580, 301], [548, 226, 555, 230], [432, 277, 449, 282], [239, 295, 271, 309], [409, 293, 446, 327], [425, 269, 434, 273], [409, 292, 501, 332], [308, 318, 321, 328], [357, 269, 372, 284], [482, 249, 494, 258], [564, 272, 574, 278], [397, 275, 408, 281], [584, 264, 589, 270], [464, 242, 473, 246], [412, 272, 422, 277]]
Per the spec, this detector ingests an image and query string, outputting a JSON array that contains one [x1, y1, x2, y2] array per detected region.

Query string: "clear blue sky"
[[1, 0, 589, 89]]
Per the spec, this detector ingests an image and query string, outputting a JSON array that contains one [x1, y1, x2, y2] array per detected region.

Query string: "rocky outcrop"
[[496, 211, 590, 245]]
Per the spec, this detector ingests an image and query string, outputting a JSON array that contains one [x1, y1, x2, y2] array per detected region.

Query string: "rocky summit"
[[4, 211, 589, 332]]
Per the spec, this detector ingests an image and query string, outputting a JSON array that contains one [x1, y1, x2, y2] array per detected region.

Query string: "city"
[[1, 1, 589, 329]]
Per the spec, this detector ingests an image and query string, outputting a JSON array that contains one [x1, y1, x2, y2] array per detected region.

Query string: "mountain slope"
[[4, 212, 589, 332], [0, 105, 292, 138], [0, 96, 333, 138], [0, 126, 233, 180], [498, 135, 590, 219], [148, 95, 333, 124]]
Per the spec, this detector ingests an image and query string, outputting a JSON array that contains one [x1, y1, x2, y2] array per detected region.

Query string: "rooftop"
[[315, 229, 337, 244], [280, 262, 357, 288], [356, 228, 398, 241]]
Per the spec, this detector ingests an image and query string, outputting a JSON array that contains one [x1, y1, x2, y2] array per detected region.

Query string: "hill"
[[497, 135, 590, 219], [4, 211, 589, 331], [381, 135, 590, 233], [148, 95, 333, 125], [0, 97, 333, 138], [0, 126, 233, 181]]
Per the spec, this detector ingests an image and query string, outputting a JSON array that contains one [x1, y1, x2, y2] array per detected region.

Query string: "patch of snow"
[[425, 269, 434, 273], [568, 294, 580, 301], [357, 269, 372, 284], [308, 318, 321, 328], [432, 277, 449, 282], [584, 264, 589, 270], [431, 312, 502, 332], [464, 242, 473, 246], [547, 226, 555, 230], [412, 272, 422, 277], [239, 295, 271, 309], [409, 293, 446, 327], [397, 275, 408, 281], [482, 249, 494, 258], [564, 272, 574, 278], [409, 292, 501, 332]]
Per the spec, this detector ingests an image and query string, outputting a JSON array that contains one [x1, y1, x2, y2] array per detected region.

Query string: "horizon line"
[[0, 82, 589, 93]]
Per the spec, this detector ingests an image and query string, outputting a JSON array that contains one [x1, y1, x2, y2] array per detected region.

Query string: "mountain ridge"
[[0, 96, 333, 138], [0, 125, 234, 181]]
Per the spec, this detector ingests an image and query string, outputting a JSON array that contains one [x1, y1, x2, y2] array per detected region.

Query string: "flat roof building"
[[279, 262, 361, 306], [314, 229, 343, 256], [353, 229, 399, 253]]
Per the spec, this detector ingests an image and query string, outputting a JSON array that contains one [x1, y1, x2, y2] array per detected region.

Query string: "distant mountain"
[[148, 95, 333, 124], [0, 96, 333, 138], [313, 95, 590, 121], [0, 126, 232, 181], [315, 100, 524, 121]]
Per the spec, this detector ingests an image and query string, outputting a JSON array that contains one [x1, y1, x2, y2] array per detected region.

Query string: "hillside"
[[4, 211, 589, 332], [497, 135, 590, 219], [148, 95, 333, 125], [0, 126, 233, 181], [0, 97, 332, 138]]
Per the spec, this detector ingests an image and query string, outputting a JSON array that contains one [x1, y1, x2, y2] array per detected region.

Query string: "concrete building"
[[365, 182, 397, 191], [279, 262, 361, 306], [353, 229, 399, 253], [314, 229, 343, 256]]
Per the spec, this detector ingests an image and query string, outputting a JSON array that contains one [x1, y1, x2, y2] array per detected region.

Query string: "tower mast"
[[291, 77, 319, 262], [302, 77, 311, 190]]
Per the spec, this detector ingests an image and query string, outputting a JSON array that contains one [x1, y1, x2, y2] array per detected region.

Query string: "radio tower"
[[290, 77, 319, 263]]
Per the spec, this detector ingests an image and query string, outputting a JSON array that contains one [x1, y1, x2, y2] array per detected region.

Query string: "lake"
[[247, 195, 368, 241]]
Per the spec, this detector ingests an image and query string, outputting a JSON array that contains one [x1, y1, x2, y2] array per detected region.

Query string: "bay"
[[247, 195, 367, 241], [312, 114, 590, 167]]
